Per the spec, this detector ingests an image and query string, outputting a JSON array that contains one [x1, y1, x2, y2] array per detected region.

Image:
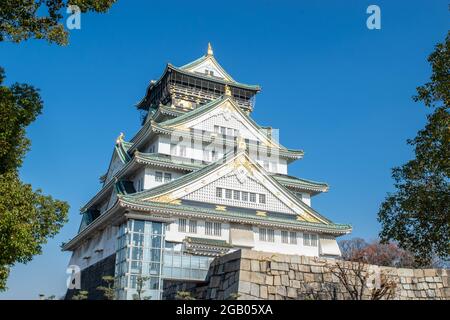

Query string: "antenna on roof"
[[207, 42, 214, 56]]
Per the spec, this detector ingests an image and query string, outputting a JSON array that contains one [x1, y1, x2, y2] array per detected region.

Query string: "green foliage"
[[175, 291, 196, 300], [0, 0, 117, 45], [378, 31, 450, 266], [132, 275, 150, 300], [72, 290, 88, 300], [0, 68, 69, 291], [96, 276, 116, 300]]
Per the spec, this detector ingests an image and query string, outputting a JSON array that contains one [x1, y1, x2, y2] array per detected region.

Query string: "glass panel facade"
[[115, 219, 165, 300], [114, 219, 217, 300], [162, 244, 214, 281]]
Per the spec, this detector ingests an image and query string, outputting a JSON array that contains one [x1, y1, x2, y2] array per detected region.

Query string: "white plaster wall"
[[165, 219, 230, 243], [144, 167, 185, 190], [68, 226, 118, 271], [251, 227, 320, 257]]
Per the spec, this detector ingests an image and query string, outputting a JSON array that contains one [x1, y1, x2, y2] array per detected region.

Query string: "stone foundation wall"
[[167, 249, 449, 300]]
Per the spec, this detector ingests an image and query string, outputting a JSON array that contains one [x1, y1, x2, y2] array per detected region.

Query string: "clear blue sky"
[[0, 0, 448, 299]]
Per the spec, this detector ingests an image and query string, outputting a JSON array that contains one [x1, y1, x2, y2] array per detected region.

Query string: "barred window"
[[216, 187, 223, 198], [155, 171, 163, 182], [290, 232, 297, 245], [164, 173, 172, 182], [178, 218, 186, 232], [242, 191, 248, 201], [267, 229, 275, 242], [303, 233, 317, 247], [259, 228, 267, 241], [188, 220, 197, 234], [233, 190, 240, 200], [259, 194, 266, 204], [205, 221, 213, 236], [213, 222, 221, 236], [281, 231, 289, 244], [225, 189, 232, 199], [250, 193, 257, 202], [311, 234, 318, 247]]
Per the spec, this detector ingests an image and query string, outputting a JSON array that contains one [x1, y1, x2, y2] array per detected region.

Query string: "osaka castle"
[[63, 43, 352, 300]]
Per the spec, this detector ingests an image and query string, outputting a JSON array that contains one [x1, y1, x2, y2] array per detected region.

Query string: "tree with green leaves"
[[96, 276, 116, 300], [0, 0, 117, 45], [378, 31, 450, 266], [0, 68, 69, 291], [132, 274, 151, 300], [0, 0, 117, 292]]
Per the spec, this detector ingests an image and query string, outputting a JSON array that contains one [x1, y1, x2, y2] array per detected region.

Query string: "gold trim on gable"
[[215, 205, 227, 211], [256, 211, 267, 217]]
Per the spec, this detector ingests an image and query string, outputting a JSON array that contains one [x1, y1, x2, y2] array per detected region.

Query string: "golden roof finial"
[[116, 132, 124, 145], [224, 84, 232, 97], [207, 42, 213, 56]]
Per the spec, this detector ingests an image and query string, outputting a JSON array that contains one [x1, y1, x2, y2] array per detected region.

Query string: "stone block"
[[397, 268, 414, 277], [250, 283, 260, 297], [298, 265, 310, 273], [238, 281, 251, 294], [425, 277, 434, 282], [424, 269, 436, 277], [281, 274, 290, 286], [304, 273, 315, 282], [250, 272, 265, 285], [265, 275, 274, 286], [274, 275, 281, 285], [240, 270, 251, 282], [311, 266, 324, 273], [290, 280, 301, 288], [290, 255, 301, 264], [251, 260, 260, 272], [287, 287, 298, 299], [210, 276, 221, 288], [288, 270, 295, 280], [276, 286, 287, 296], [260, 285, 268, 299], [240, 259, 251, 271], [314, 273, 323, 282], [414, 269, 424, 278], [268, 286, 276, 295]]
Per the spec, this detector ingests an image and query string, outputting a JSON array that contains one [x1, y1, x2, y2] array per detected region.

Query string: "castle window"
[[213, 222, 221, 236], [155, 171, 163, 182], [164, 173, 172, 182], [178, 219, 186, 232], [259, 194, 266, 204], [205, 221, 220, 236], [290, 232, 297, 245], [259, 228, 266, 241], [242, 191, 249, 201], [250, 193, 257, 202], [216, 187, 223, 198], [267, 229, 275, 242], [188, 220, 197, 234], [225, 189, 232, 199], [233, 190, 240, 200], [303, 233, 318, 247], [281, 231, 289, 244]]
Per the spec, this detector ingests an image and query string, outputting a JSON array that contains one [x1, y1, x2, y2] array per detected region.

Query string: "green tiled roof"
[[185, 236, 232, 248], [122, 150, 334, 225], [272, 174, 329, 193], [136, 152, 203, 171], [119, 197, 351, 234]]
